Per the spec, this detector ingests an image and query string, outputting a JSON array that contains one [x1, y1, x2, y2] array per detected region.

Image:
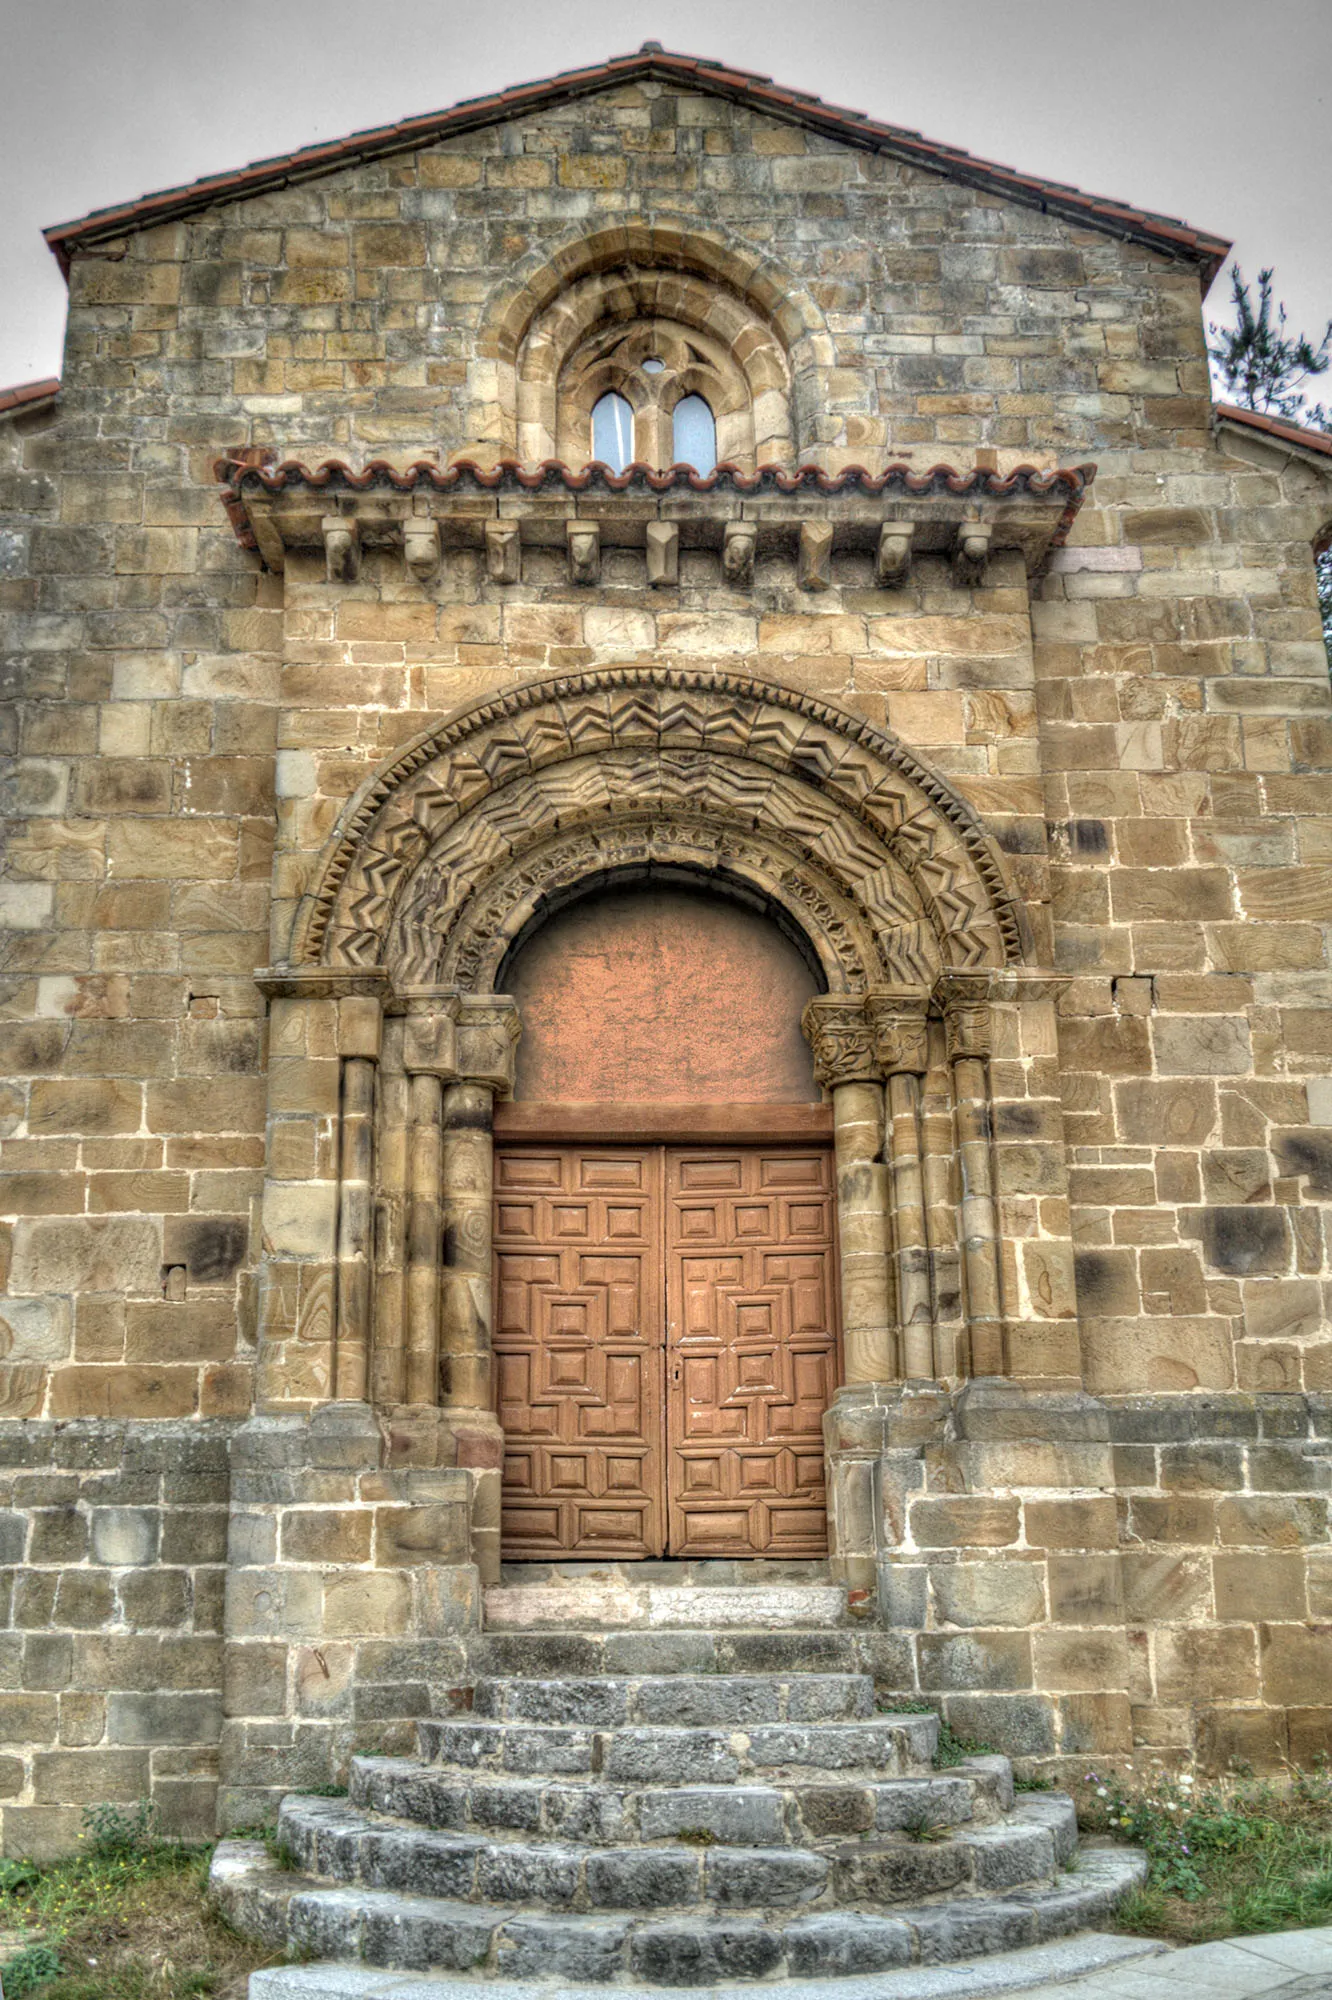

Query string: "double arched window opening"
[[591, 386, 718, 477]]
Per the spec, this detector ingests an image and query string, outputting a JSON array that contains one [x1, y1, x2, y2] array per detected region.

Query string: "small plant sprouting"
[[82, 1796, 162, 1857], [673, 1827, 717, 1846], [900, 1805, 948, 1845], [2, 1939, 64, 1996]]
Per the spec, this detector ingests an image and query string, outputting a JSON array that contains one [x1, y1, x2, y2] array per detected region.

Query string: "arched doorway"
[[268, 666, 1030, 1585], [492, 877, 836, 1559]]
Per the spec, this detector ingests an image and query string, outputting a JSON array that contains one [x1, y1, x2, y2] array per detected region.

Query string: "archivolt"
[[293, 669, 1026, 984]]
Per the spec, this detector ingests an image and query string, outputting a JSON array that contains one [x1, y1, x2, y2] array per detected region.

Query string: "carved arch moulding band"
[[290, 668, 1028, 983]]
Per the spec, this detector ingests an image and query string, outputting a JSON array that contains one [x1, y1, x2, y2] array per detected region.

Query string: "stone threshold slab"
[[249, 1930, 1164, 2000], [482, 1581, 850, 1630]]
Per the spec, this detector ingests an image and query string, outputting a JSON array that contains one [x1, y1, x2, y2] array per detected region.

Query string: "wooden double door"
[[493, 1146, 839, 1559]]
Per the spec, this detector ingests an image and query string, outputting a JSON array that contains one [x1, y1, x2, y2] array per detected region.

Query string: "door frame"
[[492, 1104, 841, 1561]]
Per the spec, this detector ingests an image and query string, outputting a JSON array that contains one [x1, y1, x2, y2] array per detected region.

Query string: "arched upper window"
[[516, 266, 795, 474], [672, 394, 717, 475], [591, 392, 634, 474]]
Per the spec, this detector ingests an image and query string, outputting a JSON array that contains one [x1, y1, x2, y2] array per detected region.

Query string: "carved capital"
[[402, 991, 460, 1081], [943, 1001, 992, 1062], [455, 995, 522, 1097], [802, 995, 881, 1088], [934, 971, 995, 1061], [864, 988, 930, 1077]]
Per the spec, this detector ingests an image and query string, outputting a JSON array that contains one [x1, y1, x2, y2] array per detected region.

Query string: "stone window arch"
[[517, 266, 795, 472], [565, 313, 741, 470]]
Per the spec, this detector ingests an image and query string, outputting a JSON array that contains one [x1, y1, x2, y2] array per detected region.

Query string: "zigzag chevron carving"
[[298, 668, 1024, 979]]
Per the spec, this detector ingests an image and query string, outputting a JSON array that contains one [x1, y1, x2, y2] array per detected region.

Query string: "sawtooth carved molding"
[[293, 668, 1027, 978]]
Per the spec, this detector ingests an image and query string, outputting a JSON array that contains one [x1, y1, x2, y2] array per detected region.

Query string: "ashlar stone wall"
[[0, 73, 1330, 1840]]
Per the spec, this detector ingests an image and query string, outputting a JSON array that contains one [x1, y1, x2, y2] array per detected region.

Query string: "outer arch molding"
[[292, 666, 1027, 978]]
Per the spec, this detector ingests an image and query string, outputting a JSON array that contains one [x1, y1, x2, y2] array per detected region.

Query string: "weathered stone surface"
[[2, 49, 1332, 1856]]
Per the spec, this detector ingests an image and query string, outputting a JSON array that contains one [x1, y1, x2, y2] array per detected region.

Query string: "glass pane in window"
[[592, 392, 634, 472], [672, 394, 717, 474]]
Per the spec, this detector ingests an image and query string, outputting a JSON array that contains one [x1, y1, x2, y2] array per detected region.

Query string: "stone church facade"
[[2, 47, 1332, 1859]]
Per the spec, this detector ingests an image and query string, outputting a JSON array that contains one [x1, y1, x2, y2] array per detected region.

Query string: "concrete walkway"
[[249, 1920, 1332, 1999], [1017, 1926, 1332, 2000]]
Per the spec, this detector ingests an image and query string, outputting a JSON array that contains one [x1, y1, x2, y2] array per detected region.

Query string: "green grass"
[[1082, 1765, 1332, 1944], [874, 1697, 998, 1769], [0, 1802, 277, 1999]]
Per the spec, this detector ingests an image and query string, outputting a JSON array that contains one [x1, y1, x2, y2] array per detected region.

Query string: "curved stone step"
[[212, 1833, 1148, 1985], [418, 1713, 938, 1782], [278, 1793, 1070, 1913], [467, 1626, 901, 1681], [471, 1671, 876, 1726], [351, 1752, 1011, 1844]]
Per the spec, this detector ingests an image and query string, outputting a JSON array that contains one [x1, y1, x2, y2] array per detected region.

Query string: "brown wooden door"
[[493, 1145, 837, 1559], [666, 1149, 838, 1558], [493, 1149, 664, 1558]]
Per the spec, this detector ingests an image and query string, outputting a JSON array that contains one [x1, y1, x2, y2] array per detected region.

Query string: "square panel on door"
[[665, 1148, 838, 1558], [494, 1148, 664, 1558]]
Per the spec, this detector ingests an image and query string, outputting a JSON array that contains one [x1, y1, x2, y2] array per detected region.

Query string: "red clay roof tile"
[[1215, 402, 1332, 460], [213, 453, 1095, 561], [44, 46, 1230, 282], [0, 376, 60, 415]]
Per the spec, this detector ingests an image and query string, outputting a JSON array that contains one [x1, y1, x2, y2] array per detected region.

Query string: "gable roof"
[[1214, 401, 1332, 465], [44, 45, 1230, 281], [0, 377, 60, 418]]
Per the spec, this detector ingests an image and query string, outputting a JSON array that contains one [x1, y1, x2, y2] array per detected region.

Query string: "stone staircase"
[[213, 1569, 1145, 1990]]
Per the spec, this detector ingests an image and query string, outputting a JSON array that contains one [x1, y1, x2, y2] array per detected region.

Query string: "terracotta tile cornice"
[[1214, 402, 1332, 462], [214, 452, 1095, 570], [0, 376, 60, 417], [45, 47, 1229, 282]]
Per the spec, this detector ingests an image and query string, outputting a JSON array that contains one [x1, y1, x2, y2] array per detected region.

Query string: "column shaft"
[[370, 1038, 408, 1407], [405, 1071, 444, 1405], [440, 1081, 496, 1413], [333, 1055, 376, 1401], [952, 1051, 1005, 1376], [831, 1080, 895, 1384], [886, 1069, 933, 1380]]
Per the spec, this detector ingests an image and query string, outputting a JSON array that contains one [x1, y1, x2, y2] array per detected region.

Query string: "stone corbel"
[[322, 509, 359, 584], [953, 520, 992, 587], [722, 520, 756, 586], [485, 520, 521, 584], [876, 522, 915, 589], [798, 519, 833, 593], [646, 520, 679, 588], [566, 520, 601, 587], [403, 509, 440, 585]]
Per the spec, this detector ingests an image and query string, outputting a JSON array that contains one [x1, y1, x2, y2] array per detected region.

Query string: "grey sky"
[[2, 0, 1330, 396]]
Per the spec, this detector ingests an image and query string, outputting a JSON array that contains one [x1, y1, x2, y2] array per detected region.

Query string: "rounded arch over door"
[[293, 666, 1027, 986]]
